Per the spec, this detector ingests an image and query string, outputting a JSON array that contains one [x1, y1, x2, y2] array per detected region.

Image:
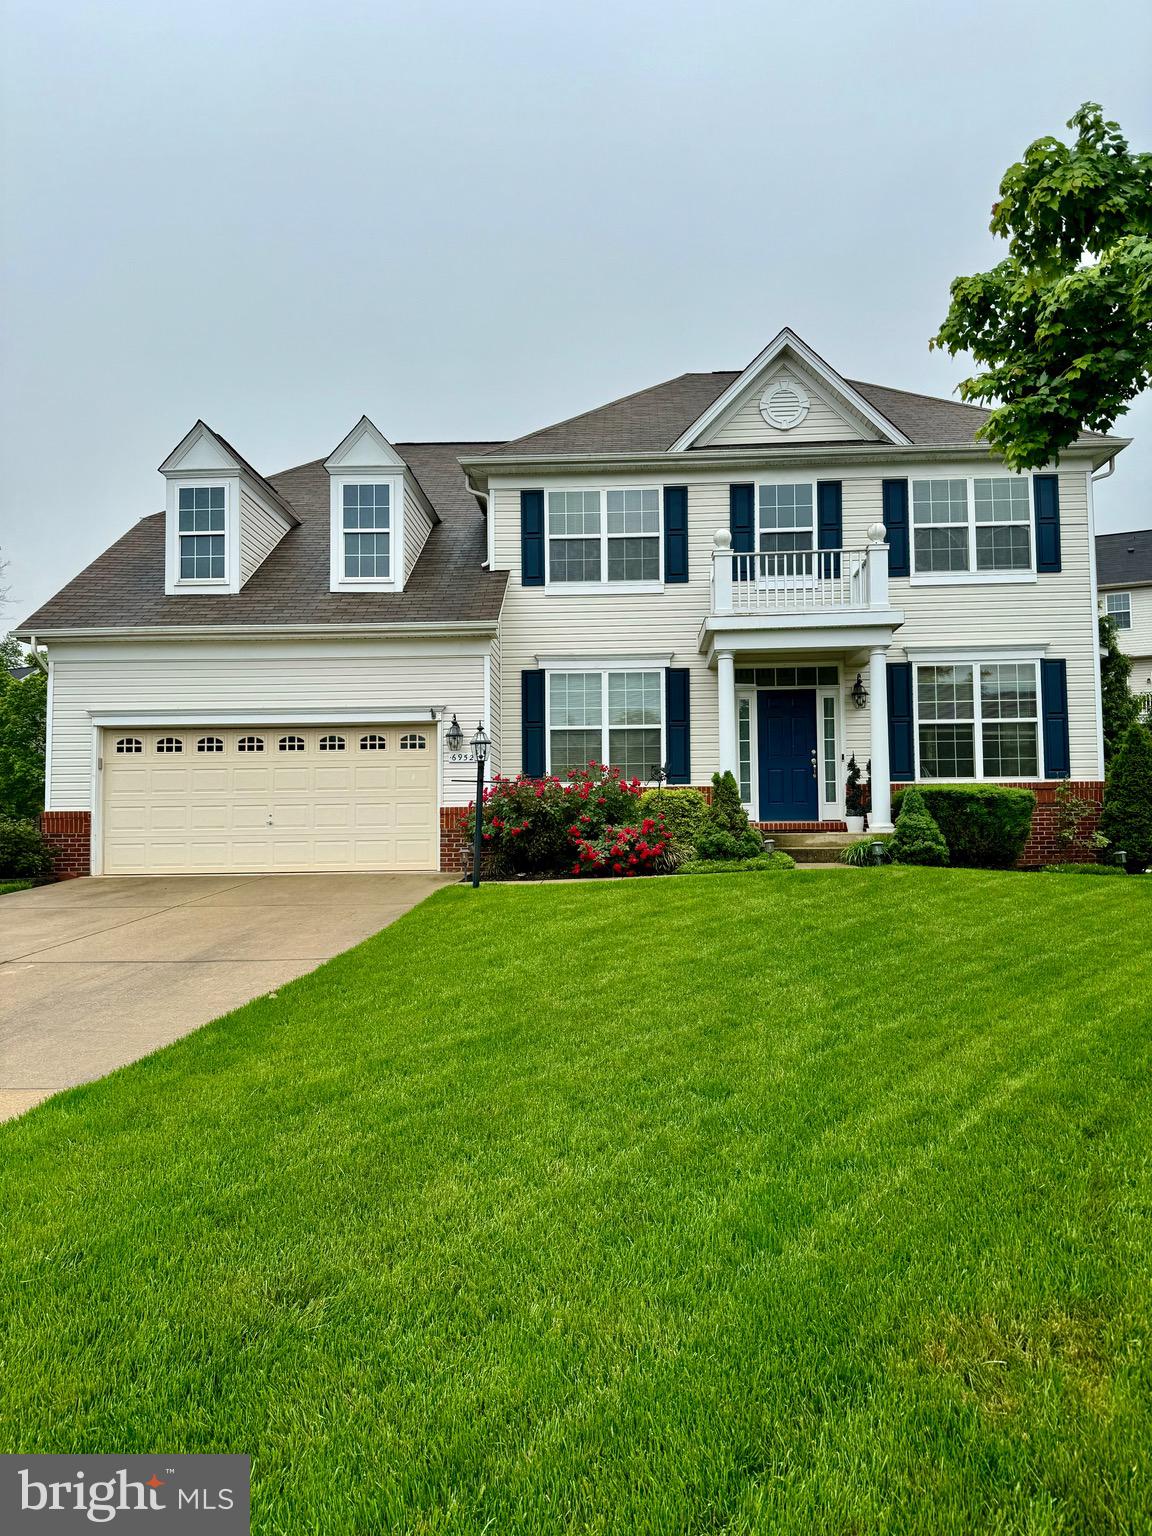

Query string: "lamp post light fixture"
[[445, 714, 464, 754], [470, 721, 491, 889], [1111, 848, 1129, 873], [850, 673, 869, 710]]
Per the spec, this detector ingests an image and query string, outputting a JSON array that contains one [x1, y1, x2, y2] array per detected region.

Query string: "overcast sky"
[[2, 0, 1150, 623]]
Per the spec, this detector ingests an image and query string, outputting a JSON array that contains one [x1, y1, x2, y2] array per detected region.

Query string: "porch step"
[[767, 831, 858, 864]]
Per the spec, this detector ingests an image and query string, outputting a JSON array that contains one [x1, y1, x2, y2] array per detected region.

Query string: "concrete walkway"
[[0, 873, 454, 1122]]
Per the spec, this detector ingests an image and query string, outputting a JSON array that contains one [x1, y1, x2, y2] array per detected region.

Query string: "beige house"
[[1096, 529, 1152, 712], [18, 329, 1126, 875]]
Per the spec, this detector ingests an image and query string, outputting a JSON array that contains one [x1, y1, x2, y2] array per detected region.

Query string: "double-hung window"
[[547, 488, 661, 585], [911, 477, 1032, 576], [342, 484, 391, 580], [1105, 591, 1132, 630], [916, 662, 1040, 779], [548, 670, 663, 779], [178, 486, 226, 580], [758, 484, 814, 572]]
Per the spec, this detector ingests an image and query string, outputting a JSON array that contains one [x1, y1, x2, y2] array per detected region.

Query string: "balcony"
[[700, 524, 904, 659]]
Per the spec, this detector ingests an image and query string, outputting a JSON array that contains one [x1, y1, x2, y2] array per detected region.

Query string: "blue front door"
[[757, 691, 818, 821]]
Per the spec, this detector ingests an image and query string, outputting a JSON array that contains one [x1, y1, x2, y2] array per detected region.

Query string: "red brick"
[[41, 810, 92, 880]]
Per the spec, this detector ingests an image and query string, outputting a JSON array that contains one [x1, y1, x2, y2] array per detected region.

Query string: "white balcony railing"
[[710, 525, 891, 617]]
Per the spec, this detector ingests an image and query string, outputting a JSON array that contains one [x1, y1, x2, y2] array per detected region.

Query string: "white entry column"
[[868, 646, 893, 831], [717, 650, 738, 780]]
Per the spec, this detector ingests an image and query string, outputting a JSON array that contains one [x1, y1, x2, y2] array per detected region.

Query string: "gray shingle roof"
[[1096, 529, 1152, 587], [485, 372, 1125, 456], [18, 444, 507, 633]]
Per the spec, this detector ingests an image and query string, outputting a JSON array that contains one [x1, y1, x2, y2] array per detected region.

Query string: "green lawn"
[[0, 880, 33, 896], [1, 870, 1150, 1534]]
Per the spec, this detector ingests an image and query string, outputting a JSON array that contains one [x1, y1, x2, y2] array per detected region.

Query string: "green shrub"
[[844, 755, 870, 818], [678, 852, 795, 874], [0, 815, 55, 882], [1041, 862, 1126, 876], [693, 824, 764, 861], [840, 835, 892, 866], [637, 787, 709, 849], [1100, 722, 1152, 872], [892, 784, 1034, 869], [690, 771, 764, 861], [889, 787, 949, 867], [709, 770, 749, 833]]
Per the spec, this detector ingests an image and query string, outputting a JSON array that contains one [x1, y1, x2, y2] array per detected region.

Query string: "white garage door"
[[101, 725, 439, 874]]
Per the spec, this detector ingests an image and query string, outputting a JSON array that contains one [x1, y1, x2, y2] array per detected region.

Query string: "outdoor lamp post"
[[470, 721, 491, 889]]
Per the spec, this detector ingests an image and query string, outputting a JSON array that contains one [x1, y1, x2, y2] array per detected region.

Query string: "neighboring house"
[[16, 328, 1126, 877], [1096, 528, 1152, 710]]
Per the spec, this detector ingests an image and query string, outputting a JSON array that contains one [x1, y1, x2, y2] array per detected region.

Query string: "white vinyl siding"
[[404, 483, 434, 582], [239, 486, 293, 586], [45, 640, 490, 811]]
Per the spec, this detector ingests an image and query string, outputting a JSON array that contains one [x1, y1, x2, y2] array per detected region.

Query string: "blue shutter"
[[522, 669, 546, 777], [887, 661, 915, 781], [663, 486, 689, 583], [816, 481, 843, 580], [816, 482, 843, 548], [665, 669, 691, 784], [729, 484, 755, 552], [520, 489, 545, 587], [1034, 475, 1061, 573], [1041, 658, 1070, 778], [882, 479, 910, 578]]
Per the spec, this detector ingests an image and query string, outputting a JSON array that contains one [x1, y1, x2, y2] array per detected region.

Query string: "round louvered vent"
[[759, 378, 810, 430]]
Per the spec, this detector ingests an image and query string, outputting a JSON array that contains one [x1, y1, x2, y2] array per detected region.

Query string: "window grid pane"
[[607, 728, 661, 781], [822, 696, 837, 803], [607, 672, 660, 727], [914, 525, 969, 572], [342, 484, 390, 530], [549, 539, 601, 582], [917, 665, 975, 722], [179, 534, 225, 580], [344, 531, 390, 579], [982, 722, 1038, 777], [912, 479, 968, 524], [918, 723, 976, 778], [550, 673, 603, 729], [550, 729, 602, 778], [973, 478, 1029, 523], [606, 537, 659, 582], [976, 524, 1031, 571], [738, 698, 752, 804]]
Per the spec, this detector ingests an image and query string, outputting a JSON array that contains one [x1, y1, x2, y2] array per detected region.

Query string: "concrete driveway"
[[0, 872, 454, 1122]]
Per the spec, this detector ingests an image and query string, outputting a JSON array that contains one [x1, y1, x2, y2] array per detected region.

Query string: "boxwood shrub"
[[678, 851, 795, 875], [892, 784, 1035, 869]]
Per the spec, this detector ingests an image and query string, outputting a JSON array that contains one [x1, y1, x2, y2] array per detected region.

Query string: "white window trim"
[[544, 667, 666, 781], [912, 658, 1045, 782], [909, 474, 1036, 584], [328, 472, 405, 592], [544, 484, 665, 594], [165, 477, 239, 595], [1104, 591, 1133, 629]]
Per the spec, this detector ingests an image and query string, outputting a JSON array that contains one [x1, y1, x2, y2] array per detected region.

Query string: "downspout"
[[27, 635, 48, 674], [465, 470, 492, 569], [1092, 455, 1116, 481]]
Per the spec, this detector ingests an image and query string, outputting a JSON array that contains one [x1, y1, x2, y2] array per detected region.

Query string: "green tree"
[[889, 786, 949, 867], [1100, 721, 1152, 871], [932, 103, 1152, 471], [0, 633, 23, 673], [1100, 611, 1140, 762], [0, 668, 47, 819]]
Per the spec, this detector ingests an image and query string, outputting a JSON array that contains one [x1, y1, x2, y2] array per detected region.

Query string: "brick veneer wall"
[[41, 810, 92, 880], [440, 805, 471, 872], [891, 780, 1103, 868]]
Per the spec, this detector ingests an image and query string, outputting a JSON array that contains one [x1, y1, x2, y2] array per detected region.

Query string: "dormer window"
[[342, 484, 391, 579], [178, 486, 227, 581]]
